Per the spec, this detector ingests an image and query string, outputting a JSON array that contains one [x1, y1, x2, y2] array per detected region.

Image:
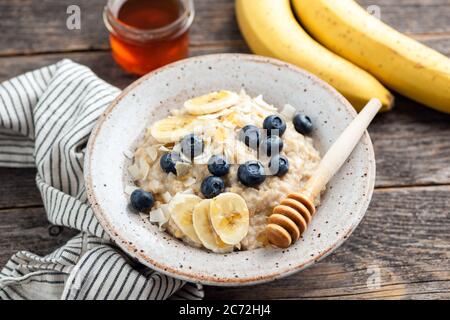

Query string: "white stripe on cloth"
[[0, 60, 204, 300]]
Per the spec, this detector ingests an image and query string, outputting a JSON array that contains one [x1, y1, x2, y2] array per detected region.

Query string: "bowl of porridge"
[[85, 54, 376, 285]]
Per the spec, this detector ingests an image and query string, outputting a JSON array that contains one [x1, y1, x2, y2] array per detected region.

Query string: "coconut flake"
[[175, 162, 191, 177], [281, 104, 297, 120], [160, 203, 170, 216], [167, 172, 177, 180], [150, 208, 169, 230], [253, 95, 277, 111], [159, 145, 171, 152], [128, 164, 141, 180], [128, 155, 150, 181], [172, 143, 181, 153], [162, 191, 172, 203], [138, 157, 150, 180], [224, 147, 235, 163], [183, 177, 196, 187], [149, 208, 167, 223], [124, 185, 139, 195], [124, 150, 134, 159], [145, 146, 158, 162], [182, 188, 194, 194]]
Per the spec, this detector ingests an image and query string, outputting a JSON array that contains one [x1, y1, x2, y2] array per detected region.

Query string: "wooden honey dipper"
[[266, 98, 382, 248]]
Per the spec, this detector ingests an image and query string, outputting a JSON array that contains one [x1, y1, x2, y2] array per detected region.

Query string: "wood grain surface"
[[0, 0, 449, 300]]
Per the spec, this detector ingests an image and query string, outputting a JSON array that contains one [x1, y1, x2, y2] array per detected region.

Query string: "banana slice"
[[184, 90, 240, 115], [192, 199, 234, 253], [150, 115, 197, 143], [169, 194, 202, 244], [209, 193, 250, 245]]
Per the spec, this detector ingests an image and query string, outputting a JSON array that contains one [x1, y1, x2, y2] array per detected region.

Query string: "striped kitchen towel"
[[0, 59, 204, 300]]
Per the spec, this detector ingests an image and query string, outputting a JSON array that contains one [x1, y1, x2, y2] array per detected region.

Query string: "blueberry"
[[237, 161, 266, 187], [263, 115, 286, 137], [208, 155, 230, 177], [239, 125, 261, 150], [269, 155, 290, 177], [130, 189, 154, 212], [293, 114, 313, 135], [180, 134, 204, 160], [260, 135, 284, 157], [201, 176, 225, 199], [160, 152, 181, 174]]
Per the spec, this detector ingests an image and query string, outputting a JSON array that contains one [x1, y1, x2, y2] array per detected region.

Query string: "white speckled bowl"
[[85, 54, 376, 286]]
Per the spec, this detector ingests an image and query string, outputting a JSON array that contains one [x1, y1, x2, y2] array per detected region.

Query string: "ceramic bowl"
[[85, 54, 376, 286]]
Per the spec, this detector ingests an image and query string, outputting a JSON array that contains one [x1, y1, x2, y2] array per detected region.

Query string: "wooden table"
[[0, 0, 449, 300]]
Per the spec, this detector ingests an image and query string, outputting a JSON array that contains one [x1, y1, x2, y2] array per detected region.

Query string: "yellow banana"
[[235, 0, 394, 112], [292, 0, 450, 114]]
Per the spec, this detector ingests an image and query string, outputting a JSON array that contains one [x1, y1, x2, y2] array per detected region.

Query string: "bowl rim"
[[85, 53, 376, 286]]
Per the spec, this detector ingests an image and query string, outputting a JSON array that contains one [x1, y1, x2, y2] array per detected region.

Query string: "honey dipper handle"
[[302, 98, 382, 200]]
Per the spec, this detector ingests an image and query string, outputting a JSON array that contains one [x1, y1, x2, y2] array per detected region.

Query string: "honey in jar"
[[104, 0, 195, 75]]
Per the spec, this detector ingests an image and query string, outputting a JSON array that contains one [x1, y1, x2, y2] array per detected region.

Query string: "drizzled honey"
[[104, 0, 194, 75]]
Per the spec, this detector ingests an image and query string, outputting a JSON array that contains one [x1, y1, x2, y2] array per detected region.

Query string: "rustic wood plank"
[[0, 0, 242, 55], [369, 96, 450, 188], [0, 207, 78, 267], [359, 0, 450, 35], [0, 0, 108, 56], [207, 259, 450, 300], [0, 168, 41, 208], [206, 186, 450, 299], [0, 46, 250, 88], [0, 0, 449, 56]]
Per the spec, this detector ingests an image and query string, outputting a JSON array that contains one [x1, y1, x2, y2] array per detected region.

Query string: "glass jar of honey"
[[104, 0, 195, 75]]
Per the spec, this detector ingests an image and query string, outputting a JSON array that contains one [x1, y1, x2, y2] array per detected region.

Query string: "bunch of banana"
[[168, 193, 249, 252], [292, 0, 450, 114], [236, 0, 450, 114], [235, 0, 394, 112]]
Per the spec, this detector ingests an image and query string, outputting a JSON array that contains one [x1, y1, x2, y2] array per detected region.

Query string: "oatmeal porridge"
[[126, 90, 322, 252]]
